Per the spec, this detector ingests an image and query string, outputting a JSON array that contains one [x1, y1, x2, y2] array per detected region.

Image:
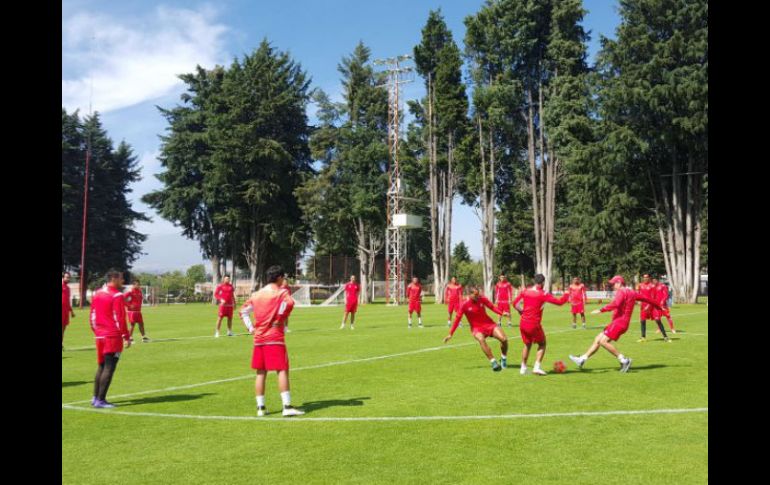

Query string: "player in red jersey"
[[340, 275, 360, 330], [568, 275, 664, 373], [89, 270, 131, 408], [652, 278, 676, 333], [567, 277, 588, 329], [406, 277, 423, 329], [443, 287, 511, 371], [239, 265, 304, 417], [636, 274, 669, 342], [513, 274, 569, 375], [214, 275, 236, 337], [62, 272, 75, 350], [494, 274, 515, 327], [444, 277, 464, 327], [124, 278, 149, 343]]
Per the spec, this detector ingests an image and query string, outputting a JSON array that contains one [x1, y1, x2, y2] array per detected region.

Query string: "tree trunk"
[[526, 90, 541, 278], [210, 254, 221, 304], [427, 76, 442, 304]]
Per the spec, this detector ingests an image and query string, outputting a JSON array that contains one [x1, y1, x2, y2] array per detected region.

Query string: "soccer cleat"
[[215, 331, 220, 338], [501, 357, 507, 369], [533, 368, 547, 376], [142, 336, 150, 343], [572, 323, 577, 329], [408, 324, 412, 329], [520, 366, 527, 375], [418, 324, 423, 329], [227, 330, 234, 337], [664, 337, 672, 343], [497, 322, 502, 328], [91, 396, 97, 406], [350, 325, 354, 330], [620, 358, 633, 373], [568, 355, 585, 369], [582, 324, 586, 329], [671, 329, 677, 334], [257, 406, 267, 417], [285, 328, 292, 333], [282, 406, 305, 417], [491, 361, 502, 372], [340, 323, 345, 330], [129, 338, 135, 344], [93, 400, 115, 409], [637, 337, 646, 343]]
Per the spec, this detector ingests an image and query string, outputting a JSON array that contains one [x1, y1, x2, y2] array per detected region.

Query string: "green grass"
[[62, 300, 708, 484]]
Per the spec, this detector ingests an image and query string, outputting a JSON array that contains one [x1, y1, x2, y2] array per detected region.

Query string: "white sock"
[[256, 395, 265, 407], [418, 317, 422, 324], [534, 362, 541, 370], [580, 354, 588, 362], [408, 318, 412, 325], [501, 354, 507, 360], [618, 354, 627, 363], [280, 391, 291, 407], [490, 358, 497, 364]]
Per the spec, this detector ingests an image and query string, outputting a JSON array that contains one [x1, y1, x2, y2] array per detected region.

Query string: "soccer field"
[[62, 300, 708, 484]]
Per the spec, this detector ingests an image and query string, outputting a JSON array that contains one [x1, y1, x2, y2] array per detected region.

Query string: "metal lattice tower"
[[374, 55, 414, 305]]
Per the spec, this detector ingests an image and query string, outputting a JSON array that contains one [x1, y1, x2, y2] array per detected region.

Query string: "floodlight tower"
[[374, 55, 422, 305]]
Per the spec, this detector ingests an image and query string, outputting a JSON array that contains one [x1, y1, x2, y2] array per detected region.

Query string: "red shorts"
[[218, 305, 234, 318], [127, 311, 143, 324], [62, 310, 70, 328], [497, 301, 511, 314], [251, 344, 289, 371], [345, 301, 358, 313], [640, 306, 654, 320], [95, 337, 124, 364], [653, 307, 671, 320], [471, 323, 498, 338], [447, 300, 461, 314], [520, 323, 546, 345], [571, 303, 585, 314], [603, 319, 630, 341], [408, 301, 421, 314]]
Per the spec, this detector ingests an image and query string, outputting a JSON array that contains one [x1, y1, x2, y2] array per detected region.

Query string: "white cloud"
[[62, 4, 229, 114]]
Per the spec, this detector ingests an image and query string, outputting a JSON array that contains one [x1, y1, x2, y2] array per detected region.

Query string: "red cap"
[[608, 275, 625, 285]]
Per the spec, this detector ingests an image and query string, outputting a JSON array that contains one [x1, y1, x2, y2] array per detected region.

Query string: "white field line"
[[62, 312, 709, 406], [60, 405, 708, 422]]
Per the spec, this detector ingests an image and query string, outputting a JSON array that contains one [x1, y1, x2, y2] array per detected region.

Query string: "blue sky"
[[62, 0, 621, 273]]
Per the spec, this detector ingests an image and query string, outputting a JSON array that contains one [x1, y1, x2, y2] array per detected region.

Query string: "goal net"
[[289, 284, 345, 307]]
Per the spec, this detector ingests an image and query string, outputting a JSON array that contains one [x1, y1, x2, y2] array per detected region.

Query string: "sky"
[[62, 0, 621, 273]]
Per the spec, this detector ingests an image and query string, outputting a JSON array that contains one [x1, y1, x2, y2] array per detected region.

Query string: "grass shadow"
[[62, 381, 90, 388], [300, 396, 371, 413], [115, 393, 215, 407]]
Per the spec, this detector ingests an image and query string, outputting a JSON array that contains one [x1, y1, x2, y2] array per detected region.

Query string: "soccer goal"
[[289, 284, 345, 307]]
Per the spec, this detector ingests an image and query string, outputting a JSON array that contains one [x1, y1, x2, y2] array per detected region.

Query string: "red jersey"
[[124, 287, 143, 312], [449, 296, 504, 336], [494, 281, 513, 302], [656, 283, 669, 306], [406, 283, 422, 303], [215, 283, 235, 306], [89, 284, 129, 339], [567, 284, 587, 305], [240, 283, 295, 345], [513, 286, 569, 325], [600, 287, 661, 324], [444, 283, 463, 302], [62, 281, 72, 313], [344, 283, 360, 304], [637, 282, 656, 309]]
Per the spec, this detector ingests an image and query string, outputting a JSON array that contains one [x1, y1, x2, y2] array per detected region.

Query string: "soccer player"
[[406, 276, 423, 329], [444, 277, 463, 327], [340, 275, 360, 330], [568, 275, 663, 373], [652, 278, 676, 333], [443, 287, 511, 371], [214, 275, 236, 337], [568, 277, 588, 329], [637, 274, 669, 342], [239, 265, 304, 417], [62, 272, 75, 350], [124, 278, 149, 343], [89, 269, 131, 408], [513, 274, 569, 375], [494, 274, 514, 327]]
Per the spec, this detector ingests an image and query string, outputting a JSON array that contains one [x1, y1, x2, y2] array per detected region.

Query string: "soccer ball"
[[553, 361, 566, 373]]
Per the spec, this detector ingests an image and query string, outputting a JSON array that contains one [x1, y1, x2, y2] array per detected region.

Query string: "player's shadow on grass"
[[115, 393, 215, 407], [62, 381, 89, 388], [300, 396, 371, 413]]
